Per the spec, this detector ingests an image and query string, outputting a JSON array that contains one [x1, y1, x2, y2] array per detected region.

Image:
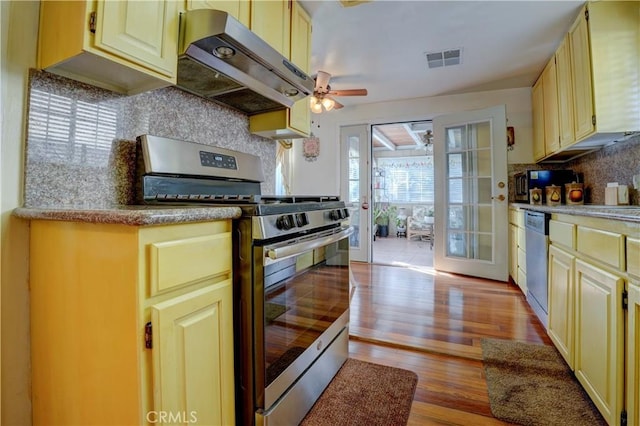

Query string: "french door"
[[340, 124, 371, 262], [433, 105, 508, 281]]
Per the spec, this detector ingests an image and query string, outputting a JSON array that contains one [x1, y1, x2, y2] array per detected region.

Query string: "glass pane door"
[[434, 105, 508, 281], [445, 122, 493, 261], [340, 125, 370, 262]]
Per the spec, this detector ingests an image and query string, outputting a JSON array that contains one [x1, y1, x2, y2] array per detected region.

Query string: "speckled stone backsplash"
[[509, 134, 640, 205], [566, 134, 640, 205], [24, 70, 277, 208]]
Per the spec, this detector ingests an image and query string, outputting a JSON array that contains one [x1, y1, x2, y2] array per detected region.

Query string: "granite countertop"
[[511, 203, 640, 224], [13, 205, 242, 226]]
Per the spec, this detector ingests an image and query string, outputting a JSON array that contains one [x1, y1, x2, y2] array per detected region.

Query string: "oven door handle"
[[266, 226, 354, 261]]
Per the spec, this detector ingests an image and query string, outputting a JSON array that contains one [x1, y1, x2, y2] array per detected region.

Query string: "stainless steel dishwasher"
[[525, 210, 550, 328]]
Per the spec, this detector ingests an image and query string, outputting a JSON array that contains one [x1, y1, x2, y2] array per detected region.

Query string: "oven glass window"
[[263, 238, 350, 386]]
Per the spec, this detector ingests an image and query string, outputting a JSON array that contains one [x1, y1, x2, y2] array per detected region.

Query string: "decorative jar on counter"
[[545, 185, 562, 206], [565, 182, 584, 205], [529, 187, 542, 205]]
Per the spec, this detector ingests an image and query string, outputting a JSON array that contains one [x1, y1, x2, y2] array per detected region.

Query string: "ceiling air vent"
[[425, 48, 462, 69]]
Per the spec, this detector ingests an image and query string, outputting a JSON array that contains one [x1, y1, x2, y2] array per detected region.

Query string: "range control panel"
[[199, 151, 238, 169]]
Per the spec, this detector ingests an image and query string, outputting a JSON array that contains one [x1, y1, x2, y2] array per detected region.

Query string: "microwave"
[[514, 170, 577, 203]]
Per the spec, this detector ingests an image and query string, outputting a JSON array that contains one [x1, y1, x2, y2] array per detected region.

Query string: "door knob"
[[492, 194, 506, 201]]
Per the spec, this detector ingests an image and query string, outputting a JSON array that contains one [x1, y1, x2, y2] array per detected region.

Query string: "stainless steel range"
[[138, 135, 352, 426]]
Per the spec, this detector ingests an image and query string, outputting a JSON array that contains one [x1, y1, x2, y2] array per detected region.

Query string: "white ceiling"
[[299, 0, 585, 108]]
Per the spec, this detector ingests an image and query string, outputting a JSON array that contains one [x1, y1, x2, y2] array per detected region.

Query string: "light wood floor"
[[372, 235, 433, 267], [347, 262, 551, 425]]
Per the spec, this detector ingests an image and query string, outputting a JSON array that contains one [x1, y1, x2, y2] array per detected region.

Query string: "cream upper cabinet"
[[547, 244, 575, 368], [574, 259, 625, 426], [251, 0, 291, 56], [287, 0, 312, 135], [38, 0, 179, 95], [186, 0, 250, 26], [568, 6, 595, 141], [569, 2, 640, 142], [249, 0, 312, 139], [532, 77, 546, 161], [541, 58, 560, 155], [532, 1, 639, 162], [555, 35, 575, 148], [95, 1, 177, 77], [29, 219, 234, 425], [532, 56, 560, 161]]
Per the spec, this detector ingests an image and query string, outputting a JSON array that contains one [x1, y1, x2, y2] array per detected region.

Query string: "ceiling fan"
[[310, 71, 368, 113]]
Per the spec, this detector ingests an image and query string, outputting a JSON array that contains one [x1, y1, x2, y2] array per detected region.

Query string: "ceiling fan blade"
[[327, 89, 368, 96], [333, 99, 344, 109], [315, 71, 332, 92]]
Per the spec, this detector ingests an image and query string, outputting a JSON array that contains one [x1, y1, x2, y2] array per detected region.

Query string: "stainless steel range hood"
[[176, 9, 314, 115]]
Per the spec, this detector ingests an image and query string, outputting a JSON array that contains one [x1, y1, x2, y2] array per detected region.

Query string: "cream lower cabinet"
[[509, 221, 518, 283], [573, 259, 625, 425], [509, 207, 527, 292], [151, 283, 234, 426], [627, 281, 640, 426], [547, 216, 634, 425], [547, 244, 575, 368], [29, 219, 234, 425]]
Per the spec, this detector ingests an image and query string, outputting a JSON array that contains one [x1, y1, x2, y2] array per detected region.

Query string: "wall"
[[1, 2, 38, 424], [289, 87, 534, 195], [293, 88, 640, 206]]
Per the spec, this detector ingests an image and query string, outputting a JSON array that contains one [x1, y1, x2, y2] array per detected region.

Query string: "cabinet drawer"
[[313, 247, 326, 264], [509, 208, 518, 225], [518, 226, 526, 247], [576, 226, 625, 270], [517, 210, 525, 228], [550, 220, 575, 249], [518, 247, 527, 273], [296, 251, 314, 271], [149, 232, 232, 295], [628, 237, 640, 278], [517, 267, 527, 293]]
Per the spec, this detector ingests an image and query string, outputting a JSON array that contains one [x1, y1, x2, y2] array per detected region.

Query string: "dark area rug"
[[300, 358, 418, 426], [265, 302, 287, 324], [481, 338, 607, 426]]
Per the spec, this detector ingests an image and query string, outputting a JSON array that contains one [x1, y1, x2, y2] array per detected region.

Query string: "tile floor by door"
[[372, 235, 433, 267]]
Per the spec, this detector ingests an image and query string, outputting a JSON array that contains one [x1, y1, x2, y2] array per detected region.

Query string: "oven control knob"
[[342, 208, 350, 218], [295, 213, 309, 227], [276, 215, 295, 230], [329, 209, 341, 221]]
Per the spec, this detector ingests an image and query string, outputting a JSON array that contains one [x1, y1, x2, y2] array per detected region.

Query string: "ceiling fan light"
[[309, 96, 319, 107], [322, 97, 335, 111], [311, 102, 323, 114]]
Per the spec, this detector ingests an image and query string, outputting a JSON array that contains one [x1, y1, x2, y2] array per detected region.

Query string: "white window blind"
[[27, 89, 117, 166], [376, 156, 433, 203]]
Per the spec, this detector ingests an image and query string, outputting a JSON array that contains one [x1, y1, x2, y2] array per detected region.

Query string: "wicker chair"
[[407, 206, 434, 248]]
